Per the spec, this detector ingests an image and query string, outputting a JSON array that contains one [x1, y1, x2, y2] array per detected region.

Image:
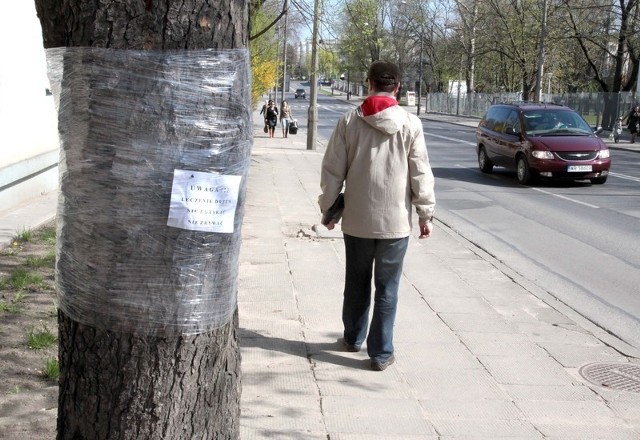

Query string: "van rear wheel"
[[478, 147, 494, 173]]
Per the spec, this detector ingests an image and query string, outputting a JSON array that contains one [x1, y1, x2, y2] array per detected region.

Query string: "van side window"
[[504, 110, 520, 134], [481, 106, 510, 132]]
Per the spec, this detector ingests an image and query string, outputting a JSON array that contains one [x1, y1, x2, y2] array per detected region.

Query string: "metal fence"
[[424, 91, 640, 130], [331, 80, 640, 130]]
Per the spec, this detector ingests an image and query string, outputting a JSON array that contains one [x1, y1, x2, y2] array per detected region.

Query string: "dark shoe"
[[371, 355, 395, 371], [342, 340, 361, 352]]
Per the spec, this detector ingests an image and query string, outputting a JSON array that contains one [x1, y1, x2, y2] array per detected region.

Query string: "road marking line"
[[609, 172, 640, 182], [531, 188, 600, 208], [426, 132, 476, 146]]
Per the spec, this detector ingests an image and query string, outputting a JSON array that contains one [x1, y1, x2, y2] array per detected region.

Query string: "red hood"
[[529, 135, 606, 151], [361, 96, 398, 116]]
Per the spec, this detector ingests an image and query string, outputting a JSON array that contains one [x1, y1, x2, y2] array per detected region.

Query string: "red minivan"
[[476, 103, 611, 185]]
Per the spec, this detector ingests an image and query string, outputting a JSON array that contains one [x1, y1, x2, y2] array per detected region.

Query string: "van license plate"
[[567, 165, 592, 172]]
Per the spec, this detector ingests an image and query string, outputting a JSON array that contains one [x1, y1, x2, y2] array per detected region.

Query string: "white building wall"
[[0, 2, 59, 214]]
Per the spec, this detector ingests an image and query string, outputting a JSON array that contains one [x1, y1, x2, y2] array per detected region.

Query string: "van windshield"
[[522, 110, 593, 135]]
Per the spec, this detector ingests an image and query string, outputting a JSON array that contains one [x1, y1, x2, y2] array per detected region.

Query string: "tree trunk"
[[33, 1, 249, 438]]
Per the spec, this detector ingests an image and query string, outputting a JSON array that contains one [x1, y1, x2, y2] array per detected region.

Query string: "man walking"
[[319, 61, 436, 371]]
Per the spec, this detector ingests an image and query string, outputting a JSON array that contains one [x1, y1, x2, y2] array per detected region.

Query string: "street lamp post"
[[306, 0, 320, 150], [280, 0, 289, 104], [456, 58, 462, 115], [534, 0, 548, 102], [400, 0, 425, 116], [347, 70, 350, 100], [417, 34, 423, 115]]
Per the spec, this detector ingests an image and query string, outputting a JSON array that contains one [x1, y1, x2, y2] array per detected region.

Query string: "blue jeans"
[[342, 234, 409, 362]]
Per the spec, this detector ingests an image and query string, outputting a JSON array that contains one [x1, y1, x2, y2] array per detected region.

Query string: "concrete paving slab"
[[238, 300, 300, 320], [502, 384, 601, 401], [239, 341, 309, 366], [457, 332, 550, 357], [393, 341, 483, 371], [487, 306, 555, 325], [310, 351, 371, 371], [607, 399, 640, 421], [322, 396, 437, 436], [515, 399, 621, 423], [238, 317, 303, 341], [240, 395, 324, 433], [327, 435, 437, 440], [534, 422, 640, 439], [283, 238, 343, 261], [514, 322, 602, 346], [538, 341, 630, 368], [240, 427, 328, 440], [238, 262, 292, 293], [419, 398, 524, 420], [469, 278, 528, 296], [394, 318, 462, 344], [239, 249, 285, 264], [297, 312, 343, 331], [241, 363, 318, 395], [408, 275, 485, 299], [425, 296, 501, 315], [431, 419, 542, 438], [438, 313, 519, 334], [302, 330, 344, 346], [402, 368, 511, 401], [478, 356, 577, 386], [314, 363, 414, 398], [288, 260, 344, 288], [580, 381, 640, 402]]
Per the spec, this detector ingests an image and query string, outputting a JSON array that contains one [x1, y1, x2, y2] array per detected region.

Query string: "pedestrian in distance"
[[624, 105, 640, 144], [259, 99, 269, 133], [318, 60, 436, 372], [264, 100, 278, 138], [280, 100, 293, 138]]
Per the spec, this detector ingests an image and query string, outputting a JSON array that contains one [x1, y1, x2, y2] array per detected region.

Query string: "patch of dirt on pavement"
[[0, 222, 58, 439]]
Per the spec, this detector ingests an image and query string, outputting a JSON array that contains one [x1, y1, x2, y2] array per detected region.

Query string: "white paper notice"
[[167, 169, 242, 233]]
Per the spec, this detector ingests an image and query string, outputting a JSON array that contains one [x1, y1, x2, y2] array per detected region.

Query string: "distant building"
[[448, 80, 467, 96], [0, 2, 58, 213]]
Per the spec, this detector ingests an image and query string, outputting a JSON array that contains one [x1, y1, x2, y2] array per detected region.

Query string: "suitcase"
[[289, 120, 298, 135]]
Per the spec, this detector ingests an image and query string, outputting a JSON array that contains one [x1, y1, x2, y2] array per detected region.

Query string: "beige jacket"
[[319, 98, 435, 239]]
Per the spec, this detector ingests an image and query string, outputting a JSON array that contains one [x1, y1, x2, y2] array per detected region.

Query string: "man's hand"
[[419, 218, 433, 239], [325, 219, 336, 230]]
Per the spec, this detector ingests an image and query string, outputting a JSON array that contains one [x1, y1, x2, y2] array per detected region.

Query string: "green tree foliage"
[[327, 0, 640, 96], [250, 2, 279, 105], [337, 0, 389, 79], [318, 48, 339, 79], [558, 0, 640, 92]]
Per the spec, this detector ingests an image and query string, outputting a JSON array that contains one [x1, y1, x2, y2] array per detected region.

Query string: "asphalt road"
[[423, 120, 640, 351]]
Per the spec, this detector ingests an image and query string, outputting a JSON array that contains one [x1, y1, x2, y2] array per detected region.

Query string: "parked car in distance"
[[475, 102, 611, 185], [294, 88, 306, 99]]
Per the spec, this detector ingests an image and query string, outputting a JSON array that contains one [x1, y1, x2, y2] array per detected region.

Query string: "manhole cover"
[[579, 362, 640, 393]]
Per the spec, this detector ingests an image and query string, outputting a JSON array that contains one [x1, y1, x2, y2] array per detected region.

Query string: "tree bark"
[[33, 1, 249, 438]]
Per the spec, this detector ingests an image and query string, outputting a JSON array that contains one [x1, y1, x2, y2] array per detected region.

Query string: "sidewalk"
[[1, 107, 640, 438], [238, 108, 640, 439]]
